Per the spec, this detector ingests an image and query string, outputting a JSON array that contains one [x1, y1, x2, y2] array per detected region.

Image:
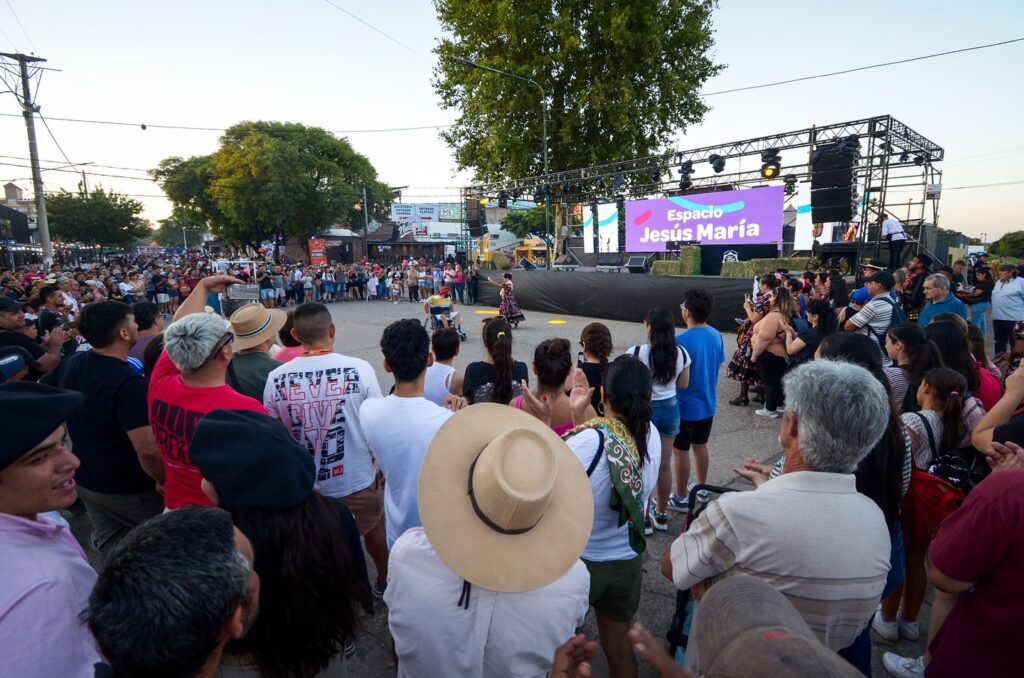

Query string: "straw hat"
[[418, 404, 594, 593], [228, 303, 287, 351]]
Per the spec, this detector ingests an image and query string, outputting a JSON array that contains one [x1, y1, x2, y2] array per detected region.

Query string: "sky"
[[1, 0, 1023, 242]]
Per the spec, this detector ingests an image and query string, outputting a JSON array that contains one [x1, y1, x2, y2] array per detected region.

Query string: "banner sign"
[[308, 239, 326, 265], [439, 204, 464, 223], [415, 205, 439, 222], [391, 204, 415, 223], [625, 186, 784, 252]]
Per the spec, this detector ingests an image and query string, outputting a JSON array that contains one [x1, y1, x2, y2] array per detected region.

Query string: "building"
[[3, 183, 38, 245], [0, 203, 41, 266]]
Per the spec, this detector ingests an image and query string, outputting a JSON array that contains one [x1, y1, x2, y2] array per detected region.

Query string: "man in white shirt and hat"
[[385, 404, 593, 677]]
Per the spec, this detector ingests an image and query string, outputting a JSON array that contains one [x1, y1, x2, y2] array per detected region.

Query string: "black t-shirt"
[[993, 416, 1024, 448], [794, 328, 823, 366], [257, 272, 273, 289], [579, 360, 605, 416], [463, 360, 529, 404], [966, 278, 994, 304], [40, 351, 152, 494], [38, 308, 63, 335], [0, 330, 45, 380]]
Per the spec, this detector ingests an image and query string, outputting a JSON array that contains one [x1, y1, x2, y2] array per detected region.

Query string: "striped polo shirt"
[[670, 471, 890, 651]]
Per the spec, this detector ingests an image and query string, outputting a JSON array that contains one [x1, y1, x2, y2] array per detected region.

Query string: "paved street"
[[67, 294, 930, 677]]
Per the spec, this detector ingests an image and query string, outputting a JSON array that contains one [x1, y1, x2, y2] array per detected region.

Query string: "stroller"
[[665, 483, 740, 667]]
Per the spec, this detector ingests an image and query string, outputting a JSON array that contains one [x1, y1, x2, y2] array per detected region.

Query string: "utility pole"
[[182, 227, 188, 251], [0, 52, 52, 264], [80, 171, 89, 196], [361, 186, 370, 232]]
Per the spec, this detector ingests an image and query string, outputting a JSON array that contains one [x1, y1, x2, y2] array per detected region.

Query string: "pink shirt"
[[273, 345, 305, 363], [0, 512, 100, 677]]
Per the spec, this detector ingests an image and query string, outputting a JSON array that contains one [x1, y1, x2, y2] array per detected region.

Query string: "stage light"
[[760, 148, 782, 179], [612, 172, 625, 190], [679, 177, 693, 190], [511, 188, 521, 199], [497, 191, 508, 208], [914, 155, 925, 165], [708, 154, 726, 173], [534, 197, 545, 208], [575, 180, 585, 193], [649, 168, 660, 182], [783, 174, 798, 195], [679, 160, 693, 175], [899, 151, 910, 163], [561, 181, 571, 194], [596, 178, 606, 189]]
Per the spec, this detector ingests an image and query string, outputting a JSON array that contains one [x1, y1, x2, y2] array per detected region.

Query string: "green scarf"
[[565, 417, 646, 554]]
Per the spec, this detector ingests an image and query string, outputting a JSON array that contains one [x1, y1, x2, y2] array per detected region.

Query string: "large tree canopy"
[[433, 0, 722, 182], [46, 187, 150, 248], [152, 121, 392, 249], [989, 230, 1024, 257], [152, 211, 209, 248]]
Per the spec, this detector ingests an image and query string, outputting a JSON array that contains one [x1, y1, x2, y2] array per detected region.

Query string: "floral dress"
[[726, 294, 772, 387], [499, 280, 526, 326]]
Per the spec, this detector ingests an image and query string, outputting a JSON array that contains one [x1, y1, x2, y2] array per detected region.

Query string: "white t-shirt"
[[117, 281, 134, 296], [423, 362, 456, 406], [625, 344, 691, 401], [901, 409, 944, 469], [263, 353, 383, 498], [360, 395, 453, 548], [881, 218, 906, 241], [566, 425, 661, 562]]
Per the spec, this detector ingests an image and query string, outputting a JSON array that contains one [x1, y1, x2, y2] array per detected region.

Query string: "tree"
[[153, 211, 208, 248], [989, 231, 1024, 257], [46, 187, 150, 248], [433, 0, 722, 182], [501, 208, 548, 238], [152, 121, 393, 250]]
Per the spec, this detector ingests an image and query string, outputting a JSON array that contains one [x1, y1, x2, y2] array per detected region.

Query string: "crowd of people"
[[0, 249, 1022, 678]]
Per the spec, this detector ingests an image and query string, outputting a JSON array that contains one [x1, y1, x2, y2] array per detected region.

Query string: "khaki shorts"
[[583, 554, 644, 622], [339, 473, 385, 536]]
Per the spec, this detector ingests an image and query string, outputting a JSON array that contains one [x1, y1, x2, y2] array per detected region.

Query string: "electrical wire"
[[0, 21, 18, 51], [38, 113, 82, 172], [702, 36, 1024, 96], [321, 0, 428, 61], [4, 0, 36, 54]]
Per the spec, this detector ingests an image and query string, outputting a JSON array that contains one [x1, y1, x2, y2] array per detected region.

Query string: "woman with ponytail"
[[925, 321, 1001, 411], [878, 367, 967, 644], [626, 307, 690, 533], [563, 355, 658, 678], [579, 322, 613, 416], [884, 323, 943, 413], [461, 317, 528, 405]]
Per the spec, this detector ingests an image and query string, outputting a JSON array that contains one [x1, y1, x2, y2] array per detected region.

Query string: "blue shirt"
[[675, 326, 725, 421], [917, 294, 968, 327]]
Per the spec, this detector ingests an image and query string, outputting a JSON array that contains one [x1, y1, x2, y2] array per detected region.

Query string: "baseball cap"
[[0, 296, 27, 313], [850, 288, 872, 305], [864, 270, 895, 289], [696, 575, 862, 677], [0, 382, 83, 470]]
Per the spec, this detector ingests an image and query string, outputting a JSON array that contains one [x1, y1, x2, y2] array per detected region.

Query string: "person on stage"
[[487, 273, 526, 328]]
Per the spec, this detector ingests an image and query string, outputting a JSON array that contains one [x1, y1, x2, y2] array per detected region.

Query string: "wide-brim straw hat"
[[418, 404, 594, 593], [229, 304, 287, 351]]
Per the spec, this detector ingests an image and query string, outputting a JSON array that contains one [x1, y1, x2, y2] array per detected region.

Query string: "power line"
[[702, 36, 1024, 96], [38, 113, 81, 171], [0, 21, 17, 51], [321, 0, 428, 61], [0, 111, 451, 134], [4, 1, 36, 54]]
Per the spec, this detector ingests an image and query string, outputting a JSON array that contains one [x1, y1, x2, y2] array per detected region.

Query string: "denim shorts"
[[650, 396, 681, 437]]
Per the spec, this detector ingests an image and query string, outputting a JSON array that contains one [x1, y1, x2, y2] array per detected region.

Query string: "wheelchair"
[[424, 309, 466, 340]]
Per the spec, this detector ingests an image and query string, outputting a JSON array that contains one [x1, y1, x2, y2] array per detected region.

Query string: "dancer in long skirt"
[[488, 272, 526, 327]]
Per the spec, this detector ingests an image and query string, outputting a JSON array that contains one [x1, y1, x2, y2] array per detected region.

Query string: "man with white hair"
[[917, 273, 967, 326], [147, 275, 265, 510], [662, 360, 892, 655]]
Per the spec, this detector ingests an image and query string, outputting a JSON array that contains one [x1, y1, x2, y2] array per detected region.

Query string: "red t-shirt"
[[927, 469, 1024, 677], [147, 352, 264, 509], [975, 362, 1002, 413]]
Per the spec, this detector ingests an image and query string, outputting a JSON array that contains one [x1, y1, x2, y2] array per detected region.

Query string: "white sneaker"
[[882, 653, 924, 678], [871, 609, 899, 642], [898, 615, 920, 640], [754, 408, 780, 418]]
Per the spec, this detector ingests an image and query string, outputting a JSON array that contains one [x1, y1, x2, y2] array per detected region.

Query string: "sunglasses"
[[201, 331, 234, 367]]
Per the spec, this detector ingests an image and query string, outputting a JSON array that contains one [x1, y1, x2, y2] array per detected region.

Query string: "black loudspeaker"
[[597, 253, 621, 266], [465, 197, 485, 238], [626, 256, 650, 274], [811, 141, 858, 224], [518, 258, 537, 271]]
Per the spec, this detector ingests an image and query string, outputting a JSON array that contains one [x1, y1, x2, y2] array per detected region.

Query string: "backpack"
[[902, 412, 968, 545], [863, 296, 908, 345]]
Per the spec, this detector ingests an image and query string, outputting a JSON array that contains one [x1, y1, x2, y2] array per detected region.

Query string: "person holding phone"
[[726, 275, 780, 406]]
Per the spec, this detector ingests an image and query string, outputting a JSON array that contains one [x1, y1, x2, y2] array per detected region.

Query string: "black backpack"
[[863, 296, 908, 345]]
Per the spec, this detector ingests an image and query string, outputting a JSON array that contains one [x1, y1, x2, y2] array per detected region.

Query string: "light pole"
[[182, 227, 187, 251], [453, 57, 550, 269]]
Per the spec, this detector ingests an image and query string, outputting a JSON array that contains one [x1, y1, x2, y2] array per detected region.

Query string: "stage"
[[477, 270, 749, 332]]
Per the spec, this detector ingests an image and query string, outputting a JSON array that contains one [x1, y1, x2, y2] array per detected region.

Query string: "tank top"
[[423, 362, 456, 405]]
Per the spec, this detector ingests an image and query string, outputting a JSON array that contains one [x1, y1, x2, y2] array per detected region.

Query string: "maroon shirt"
[[927, 469, 1024, 677]]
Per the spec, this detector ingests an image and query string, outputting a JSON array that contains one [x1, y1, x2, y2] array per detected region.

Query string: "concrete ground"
[[68, 295, 930, 677]]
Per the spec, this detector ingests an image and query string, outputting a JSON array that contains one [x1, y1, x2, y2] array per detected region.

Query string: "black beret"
[[0, 382, 84, 470], [189, 409, 315, 509]]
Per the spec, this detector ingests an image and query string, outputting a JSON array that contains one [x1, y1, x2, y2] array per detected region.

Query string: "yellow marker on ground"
[[548, 319, 567, 325], [474, 310, 499, 315]]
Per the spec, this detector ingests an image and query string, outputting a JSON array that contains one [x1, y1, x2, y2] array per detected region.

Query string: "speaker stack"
[[465, 197, 486, 238], [810, 136, 860, 224]]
